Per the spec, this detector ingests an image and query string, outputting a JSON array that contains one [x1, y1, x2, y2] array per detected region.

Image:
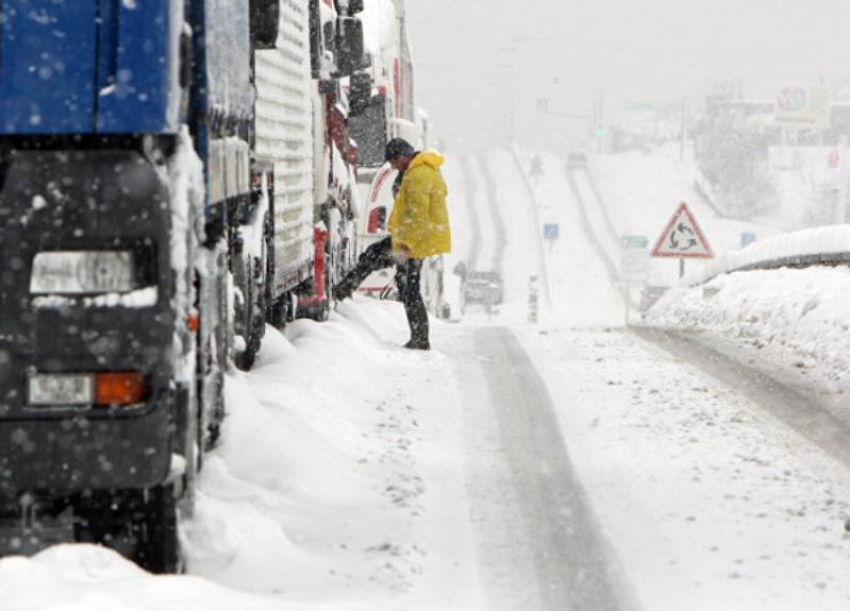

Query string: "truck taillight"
[[95, 373, 146, 407]]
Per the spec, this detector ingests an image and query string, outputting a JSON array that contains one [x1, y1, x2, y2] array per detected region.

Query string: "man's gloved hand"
[[394, 245, 411, 264]]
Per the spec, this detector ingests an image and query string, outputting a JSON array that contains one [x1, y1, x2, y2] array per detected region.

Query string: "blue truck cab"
[[1, 0, 184, 134], [0, 0, 259, 572]]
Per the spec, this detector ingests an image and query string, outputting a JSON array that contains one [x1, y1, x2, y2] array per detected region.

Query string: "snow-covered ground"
[[2, 301, 483, 611], [648, 266, 850, 387], [6, 144, 850, 610], [9, 292, 850, 610]]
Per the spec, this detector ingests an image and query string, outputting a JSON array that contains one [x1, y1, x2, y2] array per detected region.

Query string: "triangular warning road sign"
[[651, 202, 713, 259]]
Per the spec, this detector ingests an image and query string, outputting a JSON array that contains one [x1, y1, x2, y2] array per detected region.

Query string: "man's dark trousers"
[[398, 258, 428, 347], [334, 237, 429, 347], [333, 237, 395, 300]]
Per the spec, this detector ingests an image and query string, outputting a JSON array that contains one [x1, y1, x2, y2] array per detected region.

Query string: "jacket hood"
[[410, 151, 444, 170]]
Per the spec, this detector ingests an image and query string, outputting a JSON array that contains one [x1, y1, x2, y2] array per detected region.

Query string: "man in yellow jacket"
[[387, 138, 452, 350], [333, 138, 451, 350]]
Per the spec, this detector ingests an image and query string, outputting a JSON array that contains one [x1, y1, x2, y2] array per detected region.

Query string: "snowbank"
[[647, 266, 850, 383], [0, 297, 473, 610], [0, 544, 318, 611]]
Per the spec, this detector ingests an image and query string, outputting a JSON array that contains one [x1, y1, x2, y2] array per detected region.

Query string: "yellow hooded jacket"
[[388, 151, 452, 259]]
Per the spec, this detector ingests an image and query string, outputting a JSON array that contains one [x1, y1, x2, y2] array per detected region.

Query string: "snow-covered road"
[[458, 327, 622, 610], [8, 300, 850, 610], [5, 147, 850, 610]]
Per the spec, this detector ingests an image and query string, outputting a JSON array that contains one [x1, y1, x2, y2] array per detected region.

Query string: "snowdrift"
[[647, 266, 850, 384]]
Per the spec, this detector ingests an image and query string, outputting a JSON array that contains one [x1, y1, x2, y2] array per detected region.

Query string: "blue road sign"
[[544, 223, 560, 240]]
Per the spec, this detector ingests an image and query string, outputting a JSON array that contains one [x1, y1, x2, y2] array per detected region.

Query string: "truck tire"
[[131, 484, 181, 574], [74, 484, 181, 574], [239, 257, 266, 370], [300, 298, 330, 322], [234, 256, 256, 371]]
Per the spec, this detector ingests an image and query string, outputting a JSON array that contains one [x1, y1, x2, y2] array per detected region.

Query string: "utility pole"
[[596, 88, 605, 154], [679, 97, 688, 162], [509, 53, 517, 144], [497, 46, 518, 145]]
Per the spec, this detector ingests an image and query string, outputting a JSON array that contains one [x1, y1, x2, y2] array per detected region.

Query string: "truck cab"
[[0, 0, 257, 572]]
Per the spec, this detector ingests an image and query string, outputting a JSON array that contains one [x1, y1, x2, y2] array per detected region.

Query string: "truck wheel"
[[237, 258, 266, 370], [234, 256, 262, 371], [268, 291, 296, 329], [130, 484, 181, 574], [298, 298, 330, 322], [74, 485, 181, 574], [268, 295, 287, 329]]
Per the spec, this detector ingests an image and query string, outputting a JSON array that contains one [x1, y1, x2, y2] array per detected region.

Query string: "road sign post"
[[619, 235, 650, 325], [528, 275, 539, 324], [543, 223, 560, 253]]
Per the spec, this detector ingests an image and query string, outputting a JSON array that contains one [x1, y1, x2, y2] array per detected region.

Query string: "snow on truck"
[[0, 0, 367, 572]]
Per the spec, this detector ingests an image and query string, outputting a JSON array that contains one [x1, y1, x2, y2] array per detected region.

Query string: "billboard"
[[775, 86, 833, 129]]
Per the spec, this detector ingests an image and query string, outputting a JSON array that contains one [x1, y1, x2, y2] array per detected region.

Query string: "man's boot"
[[332, 270, 358, 302], [404, 303, 430, 350]]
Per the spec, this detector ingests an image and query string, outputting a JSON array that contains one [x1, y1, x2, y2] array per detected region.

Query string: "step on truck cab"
[[0, 0, 272, 572]]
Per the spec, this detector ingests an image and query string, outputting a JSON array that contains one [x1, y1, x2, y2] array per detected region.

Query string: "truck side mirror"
[[250, 0, 280, 50], [334, 17, 366, 76], [349, 71, 373, 116]]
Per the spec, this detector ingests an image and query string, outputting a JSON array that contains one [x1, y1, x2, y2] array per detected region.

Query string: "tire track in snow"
[[468, 326, 626, 611], [635, 326, 850, 469], [583, 166, 623, 243], [565, 167, 621, 288], [459, 155, 484, 273], [478, 154, 508, 275]]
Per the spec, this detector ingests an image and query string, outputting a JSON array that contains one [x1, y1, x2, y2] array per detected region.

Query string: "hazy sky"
[[406, 0, 850, 152]]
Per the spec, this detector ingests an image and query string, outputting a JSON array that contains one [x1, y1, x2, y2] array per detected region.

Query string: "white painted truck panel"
[[254, 0, 316, 294]]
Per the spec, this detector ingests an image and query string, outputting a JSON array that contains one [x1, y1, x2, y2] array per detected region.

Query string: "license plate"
[[28, 374, 94, 406]]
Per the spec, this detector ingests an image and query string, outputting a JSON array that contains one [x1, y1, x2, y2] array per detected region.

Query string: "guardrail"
[[683, 224, 850, 286]]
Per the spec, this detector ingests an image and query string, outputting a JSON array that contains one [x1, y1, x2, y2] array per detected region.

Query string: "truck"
[[0, 0, 367, 573], [347, 0, 446, 312], [235, 0, 366, 368]]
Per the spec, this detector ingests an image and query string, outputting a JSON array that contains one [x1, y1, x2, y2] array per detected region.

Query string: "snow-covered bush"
[[696, 116, 777, 219]]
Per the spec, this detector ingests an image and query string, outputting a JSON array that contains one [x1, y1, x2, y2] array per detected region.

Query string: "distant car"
[[464, 271, 504, 306], [567, 151, 588, 169]]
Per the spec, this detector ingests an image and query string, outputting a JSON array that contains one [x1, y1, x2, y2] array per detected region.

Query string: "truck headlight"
[[30, 251, 138, 295]]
